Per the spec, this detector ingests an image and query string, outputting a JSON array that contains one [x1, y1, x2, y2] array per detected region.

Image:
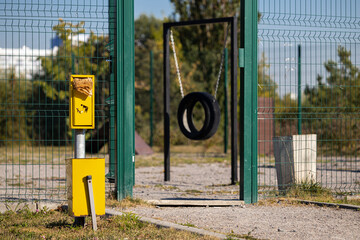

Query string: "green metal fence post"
[[150, 50, 154, 147], [116, 0, 135, 199], [107, 0, 116, 181], [298, 44, 302, 135], [240, 0, 258, 204], [224, 48, 228, 154]]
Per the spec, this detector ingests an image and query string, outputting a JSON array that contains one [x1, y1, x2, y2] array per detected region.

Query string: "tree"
[[0, 69, 29, 145], [304, 46, 360, 153], [169, 0, 240, 95], [28, 20, 110, 145], [258, 52, 278, 98], [134, 15, 164, 144]]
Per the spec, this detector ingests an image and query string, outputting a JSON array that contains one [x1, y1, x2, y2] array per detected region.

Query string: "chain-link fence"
[[0, 0, 115, 202], [258, 0, 360, 196]]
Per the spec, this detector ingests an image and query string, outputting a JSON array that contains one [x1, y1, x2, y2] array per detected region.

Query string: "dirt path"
[[131, 163, 360, 240]]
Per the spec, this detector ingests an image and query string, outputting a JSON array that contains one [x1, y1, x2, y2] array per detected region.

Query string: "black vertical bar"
[[163, 25, 170, 181], [231, 16, 238, 184], [224, 48, 228, 154]]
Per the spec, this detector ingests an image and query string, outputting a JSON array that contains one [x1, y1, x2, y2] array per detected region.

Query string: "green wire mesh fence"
[[258, 0, 360, 197], [0, 0, 115, 202]]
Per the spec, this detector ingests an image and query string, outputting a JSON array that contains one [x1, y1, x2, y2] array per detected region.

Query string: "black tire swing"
[[170, 26, 230, 140], [177, 92, 220, 140]]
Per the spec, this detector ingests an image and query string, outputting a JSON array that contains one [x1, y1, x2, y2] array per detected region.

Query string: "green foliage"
[[117, 212, 144, 232], [169, 0, 240, 94], [286, 182, 332, 198], [180, 222, 196, 228], [258, 53, 278, 98], [304, 46, 360, 153], [28, 19, 110, 145], [134, 15, 164, 145], [0, 69, 29, 146]]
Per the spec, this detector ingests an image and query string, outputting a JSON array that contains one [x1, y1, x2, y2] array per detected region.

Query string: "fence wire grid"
[[0, 0, 115, 202], [258, 0, 360, 196]]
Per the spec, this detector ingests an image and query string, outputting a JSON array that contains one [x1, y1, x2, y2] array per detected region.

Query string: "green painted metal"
[[238, 48, 245, 68], [150, 50, 154, 147], [116, 0, 135, 200], [224, 48, 228, 154], [298, 44, 302, 135], [107, 0, 116, 181], [240, 0, 258, 204]]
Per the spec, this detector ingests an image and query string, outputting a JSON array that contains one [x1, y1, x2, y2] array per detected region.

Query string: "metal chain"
[[170, 30, 184, 98], [170, 24, 230, 100], [214, 23, 231, 99]]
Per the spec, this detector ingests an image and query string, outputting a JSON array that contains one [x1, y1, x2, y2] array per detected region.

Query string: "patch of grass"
[[106, 196, 152, 210], [8, 182, 25, 187], [0, 207, 217, 240], [205, 190, 239, 195], [285, 182, 332, 199], [207, 182, 240, 188], [180, 222, 197, 228], [226, 231, 260, 240], [185, 189, 203, 195], [260, 182, 360, 206], [154, 184, 180, 191]]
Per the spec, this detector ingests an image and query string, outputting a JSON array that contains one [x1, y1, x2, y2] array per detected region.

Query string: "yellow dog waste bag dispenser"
[[70, 75, 95, 129], [67, 75, 105, 217]]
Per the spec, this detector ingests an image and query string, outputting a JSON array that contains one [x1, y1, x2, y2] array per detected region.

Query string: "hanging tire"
[[177, 92, 220, 140]]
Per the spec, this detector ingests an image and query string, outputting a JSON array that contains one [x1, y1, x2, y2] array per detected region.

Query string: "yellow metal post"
[[68, 74, 105, 227]]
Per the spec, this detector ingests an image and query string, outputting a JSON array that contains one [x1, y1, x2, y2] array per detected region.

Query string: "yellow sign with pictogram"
[[70, 75, 95, 129]]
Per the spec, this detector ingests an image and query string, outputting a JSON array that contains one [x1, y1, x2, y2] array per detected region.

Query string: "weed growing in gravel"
[[154, 184, 180, 191], [106, 196, 152, 210], [180, 222, 197, 228], [259, 182, 360, 206], [226, 231, 260, 240], [185, 189, 203, 195], [286, 182, 331, 199]]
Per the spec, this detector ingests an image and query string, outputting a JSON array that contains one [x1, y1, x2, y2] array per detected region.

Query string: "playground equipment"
[[163, 17, 238, 183], [170, 24, 230, 140]]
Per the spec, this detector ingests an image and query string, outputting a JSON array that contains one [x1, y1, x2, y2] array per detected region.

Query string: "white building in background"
[[0, 34, 90, 79], [0, 46, 58, 79]]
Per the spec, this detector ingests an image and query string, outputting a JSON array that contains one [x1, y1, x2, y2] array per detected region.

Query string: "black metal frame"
[[163, 17, 238, 184]]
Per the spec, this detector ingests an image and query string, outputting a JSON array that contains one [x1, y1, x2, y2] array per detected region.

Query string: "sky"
[[134, 0, 172, 19], [0, 0, 173, 49]]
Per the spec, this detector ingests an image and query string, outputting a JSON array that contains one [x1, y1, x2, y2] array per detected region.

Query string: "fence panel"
[[258, 0, 360, 196], [0, 0, 115, 202]]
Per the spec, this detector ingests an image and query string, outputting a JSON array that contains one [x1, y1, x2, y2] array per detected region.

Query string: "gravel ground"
[[131, 163, 360, 240], [0, 156, 359, 239]]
